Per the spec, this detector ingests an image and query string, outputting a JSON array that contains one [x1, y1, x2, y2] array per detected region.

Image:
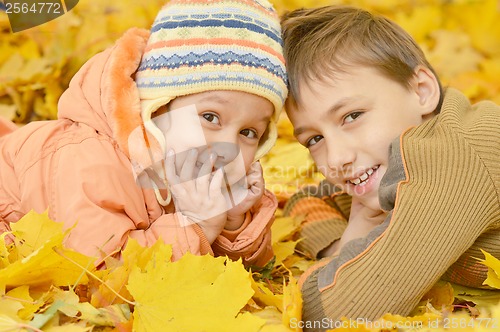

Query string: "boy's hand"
[[165, 148, 228, 244], [319, 200, 387, 258], [225, 161, 265, 230]]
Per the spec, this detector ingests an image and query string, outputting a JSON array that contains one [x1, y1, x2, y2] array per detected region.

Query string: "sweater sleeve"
[[283, 181, 350, 258], [212, 189, 277, 268], [49, 137, 213, 264], [298, 89, 500, 329]]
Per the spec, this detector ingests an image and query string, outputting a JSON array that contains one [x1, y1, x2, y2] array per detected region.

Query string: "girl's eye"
[[306, 135, 323, 147], [240, 128, 258, 139], [344, 111, 362, 124], [202, 113, 220, 124]]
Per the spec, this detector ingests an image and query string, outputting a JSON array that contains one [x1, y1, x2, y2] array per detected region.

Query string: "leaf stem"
[[52, 247, 136, 306], [1, 295, 38, 304], [5, 323, 43, 332]]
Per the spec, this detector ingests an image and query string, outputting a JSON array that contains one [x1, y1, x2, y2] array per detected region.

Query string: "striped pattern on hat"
[[136, 0, 288, 161]]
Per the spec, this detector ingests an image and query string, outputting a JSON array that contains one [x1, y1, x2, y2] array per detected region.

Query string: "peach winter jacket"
[[0, 28, 275, 267]]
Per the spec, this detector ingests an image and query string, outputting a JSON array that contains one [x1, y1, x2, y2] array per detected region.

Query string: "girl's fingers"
[[165, 149, 179, 185], [179, 148, 198, 182], [250, 179, 264, 196], [248, 161, 262, 176], [196, 153, 215, 195], [247, 162, 263, 186], [209, 168, 224, 198]]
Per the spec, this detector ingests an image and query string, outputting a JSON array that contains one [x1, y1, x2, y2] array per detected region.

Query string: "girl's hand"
[[165, 148, 228, 244], [225, 161, 265, 230]]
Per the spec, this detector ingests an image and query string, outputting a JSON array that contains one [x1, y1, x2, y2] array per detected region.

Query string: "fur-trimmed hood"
[[58, 28, 150, 158], [0, 29, 276, 267]]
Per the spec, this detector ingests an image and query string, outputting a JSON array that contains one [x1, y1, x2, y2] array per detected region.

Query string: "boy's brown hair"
[[281, 6, 444, 112]]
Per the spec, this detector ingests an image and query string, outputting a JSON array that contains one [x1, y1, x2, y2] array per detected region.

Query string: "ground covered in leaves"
[[2, 210, 500, 331], [1, 0, 500, 331]]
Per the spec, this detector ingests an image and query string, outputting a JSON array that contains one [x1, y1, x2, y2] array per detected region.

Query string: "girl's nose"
[[209, 142, 239, 168]]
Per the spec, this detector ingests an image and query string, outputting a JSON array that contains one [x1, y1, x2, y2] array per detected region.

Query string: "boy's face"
[[288, 66, 437, 210], [155, 90, 273, 182]]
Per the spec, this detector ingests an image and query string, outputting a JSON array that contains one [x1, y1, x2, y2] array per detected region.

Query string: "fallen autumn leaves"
[[2, 211, 500, 331]]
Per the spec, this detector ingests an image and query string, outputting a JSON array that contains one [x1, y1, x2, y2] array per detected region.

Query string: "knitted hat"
[[135, 0, 288, 161]]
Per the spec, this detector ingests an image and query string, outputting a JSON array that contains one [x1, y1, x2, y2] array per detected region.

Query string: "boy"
[[0, 0, 287, 268], [280, 5, 500, 328]]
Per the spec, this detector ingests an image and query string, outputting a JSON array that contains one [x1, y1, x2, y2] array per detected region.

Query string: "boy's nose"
[[326, 139, 355, 176]]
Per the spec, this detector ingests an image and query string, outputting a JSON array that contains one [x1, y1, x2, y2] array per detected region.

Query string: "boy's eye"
[[202, 113, 220, 124], [306, 135, 323, 147], [240, 128, 258, 139], [344, 112, 362, 124]]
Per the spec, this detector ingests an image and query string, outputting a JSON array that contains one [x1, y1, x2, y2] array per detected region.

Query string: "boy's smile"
[[345, 164, 380, 197], [288, 66, 438, 210]]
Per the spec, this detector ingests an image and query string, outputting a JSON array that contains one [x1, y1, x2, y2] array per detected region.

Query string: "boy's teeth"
[[349, 166, 378, 185]]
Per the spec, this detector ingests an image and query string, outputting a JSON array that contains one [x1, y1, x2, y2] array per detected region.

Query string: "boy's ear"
[[412, 66, 440, 116]]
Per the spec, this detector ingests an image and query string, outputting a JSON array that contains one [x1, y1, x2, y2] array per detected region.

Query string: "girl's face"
[[153, 90, 273, 184]]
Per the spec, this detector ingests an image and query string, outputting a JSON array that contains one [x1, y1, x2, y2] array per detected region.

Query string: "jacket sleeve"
[[298, 91, 500, 329], [212, 189, 277, 268], [283, 181, 349, 258], [50, 137, 213, 264]]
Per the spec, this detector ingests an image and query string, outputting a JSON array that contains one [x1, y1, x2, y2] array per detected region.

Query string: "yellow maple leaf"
[[0, 290, 24, 318], [127, 250, 264, 332], [414, 280, 455, 315], [282, 274, 302, 331], [356, 0, 409, 12], [273, 241, 300, 268], [10, 210, 64, 258], [395, 5, 442, 43], [2, 285, 43, 321], [271, 217, 301, 245], [253, 306, 288, 331], [0, 238, 91, 292], [425, 30, 484, 81], [453, 283, 500, 310], [48, 288, 130, 327], [91, 238, 168, 307], [262, 139, 321, 201], [0, 104, 17, 122], [0, 314, 25, 332], [251, 277, 284, 311], [287, 256, 315, 274], [479, 250, 500, 289], [379, 312, 442, 331], [445, 0, 500, 57], [0, 212, 92, 292], [43, 325, 91, 332], [0, 53, 24, 85], [0, 232, 14, 269], [270, 216, 302, 268]]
